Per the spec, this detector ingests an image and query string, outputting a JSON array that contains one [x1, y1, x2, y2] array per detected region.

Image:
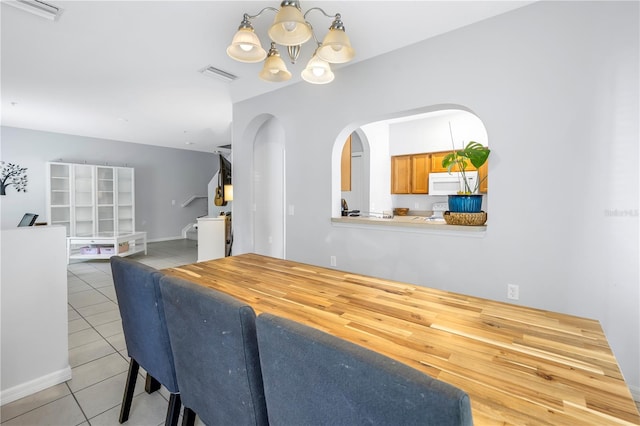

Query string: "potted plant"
[[441, 141, 490, 213]]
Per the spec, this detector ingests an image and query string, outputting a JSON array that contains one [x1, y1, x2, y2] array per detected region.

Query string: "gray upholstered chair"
[[158, 275, 268, 426], [256, 313, 474, 426], [110, 256, 181, 426]]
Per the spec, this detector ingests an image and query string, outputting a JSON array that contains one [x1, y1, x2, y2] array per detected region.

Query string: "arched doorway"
[[253, 117, 285, 258]]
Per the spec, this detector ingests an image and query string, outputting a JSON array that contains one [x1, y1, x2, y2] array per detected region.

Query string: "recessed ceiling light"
[[5, 0, 63, 21], [185, 142, 195, 145], [199, 66, 237, 83]]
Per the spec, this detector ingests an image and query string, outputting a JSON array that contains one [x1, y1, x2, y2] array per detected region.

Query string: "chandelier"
[[226, 0, 355, 85]]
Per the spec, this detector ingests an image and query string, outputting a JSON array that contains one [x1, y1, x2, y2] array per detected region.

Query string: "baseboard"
[[630, 384, 640, 403], [1, 366, 72, 406], [147, 236, 184, 243]]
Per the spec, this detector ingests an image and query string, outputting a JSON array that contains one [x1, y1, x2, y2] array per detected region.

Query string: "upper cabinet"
[[391, 155, 411, 194], [478, 161, 488, 193], [341, 135, 352, 191], [47, 162, 135, 236], [391, 153, 430, 194], [411, 154, 430, 194], [430, 151, 478, 173]]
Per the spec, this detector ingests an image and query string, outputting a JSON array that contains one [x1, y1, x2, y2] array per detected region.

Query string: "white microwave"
[[428, 172, 478, 195]]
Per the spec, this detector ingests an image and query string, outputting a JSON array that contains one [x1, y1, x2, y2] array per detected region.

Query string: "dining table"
[[163, 253, 640, 425]]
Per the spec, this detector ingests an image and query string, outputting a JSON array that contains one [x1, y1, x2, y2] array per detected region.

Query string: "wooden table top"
[[163, 253, 639, 425]]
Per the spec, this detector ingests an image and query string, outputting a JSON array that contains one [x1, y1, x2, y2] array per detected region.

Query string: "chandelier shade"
[[301, 52, 334, 84], [226, 27, 267, 63], [259, 44, 292, 82], [316, 18, 355, 64], [226, 1, 355, 84], [268, 3, 312, 46]]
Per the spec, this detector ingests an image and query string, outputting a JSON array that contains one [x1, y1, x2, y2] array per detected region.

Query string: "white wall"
[[1, 226, 70, 404], [388, 110, 488, 155], [232, 2, 639, 396], [1, 127, 216, 240], [362, 122, 391, 214]]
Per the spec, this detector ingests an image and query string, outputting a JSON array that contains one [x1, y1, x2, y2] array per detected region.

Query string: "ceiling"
[[1, 1, 533, 153]]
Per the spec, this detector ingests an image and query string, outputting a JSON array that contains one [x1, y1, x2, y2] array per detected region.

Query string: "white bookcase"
[[46, 162, 135, 237]]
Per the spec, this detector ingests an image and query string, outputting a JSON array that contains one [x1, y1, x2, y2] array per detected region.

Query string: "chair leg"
[[145, 373, 161, 394], [165, 393, 182, 426], [119, 358, 139, 424], [181, 407, 196, 426]]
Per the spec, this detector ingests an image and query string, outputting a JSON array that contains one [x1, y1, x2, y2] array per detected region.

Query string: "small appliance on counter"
[[430, 202, 448, 220]]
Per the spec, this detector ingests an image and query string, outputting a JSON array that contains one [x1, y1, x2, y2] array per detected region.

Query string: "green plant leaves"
[[441, 141, 490, 171], [440, 141, 490, 193], [463, 141, 490, 168]]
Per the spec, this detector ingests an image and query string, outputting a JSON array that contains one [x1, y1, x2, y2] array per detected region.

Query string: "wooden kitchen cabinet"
[[391, 155, 411, 193], [411, 153, 430, 193], [478, 161, 488, 193], [341, 135, 352, 191], [391, 154, 430, 194], [430, 151, 478, 173]]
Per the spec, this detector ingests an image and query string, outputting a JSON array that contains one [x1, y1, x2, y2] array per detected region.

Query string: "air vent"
[[5, 0, 63, 21], [199, 66, 237, 82]]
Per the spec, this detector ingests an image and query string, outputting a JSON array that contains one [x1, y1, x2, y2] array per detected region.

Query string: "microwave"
[[428, 172, 478, 195]]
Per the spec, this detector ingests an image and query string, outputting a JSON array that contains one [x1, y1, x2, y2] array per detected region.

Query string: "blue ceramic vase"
[[448, 194, 483, 213]]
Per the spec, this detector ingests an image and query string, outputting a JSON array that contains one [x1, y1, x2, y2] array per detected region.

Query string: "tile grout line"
[[64, 381, 90, 426]]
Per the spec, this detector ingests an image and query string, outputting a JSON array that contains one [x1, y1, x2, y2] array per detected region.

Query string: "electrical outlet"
[[330, 256, 337, 267], [507, 284, 519, 300], [414, 202, 419, 209]]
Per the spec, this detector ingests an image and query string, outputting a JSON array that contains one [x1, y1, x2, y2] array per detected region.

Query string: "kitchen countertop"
[[331, 215, 487, 234]]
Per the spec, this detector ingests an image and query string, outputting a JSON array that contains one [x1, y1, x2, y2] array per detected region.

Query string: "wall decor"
[[0, 161, 28, 195]]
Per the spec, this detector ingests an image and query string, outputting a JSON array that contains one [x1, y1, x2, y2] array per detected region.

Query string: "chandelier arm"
[[244, 6, 279, 20], [303, 21, 322, 46], [303, 7, 338, 20]]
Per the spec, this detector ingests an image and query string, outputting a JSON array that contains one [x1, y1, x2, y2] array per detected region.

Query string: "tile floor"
[[1, 239, 202, 426]]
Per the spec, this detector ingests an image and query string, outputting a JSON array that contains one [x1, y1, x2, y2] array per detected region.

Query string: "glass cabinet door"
[[48, 163, 71, 235], [96, 167, 115, 234], [72, 165, 95, 236], [116, 167, 135, 233]]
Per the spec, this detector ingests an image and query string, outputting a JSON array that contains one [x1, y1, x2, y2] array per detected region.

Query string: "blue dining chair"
[[110, 256, 181, 426], [256, 313, 474, 426], [158, 275, 268, 426]]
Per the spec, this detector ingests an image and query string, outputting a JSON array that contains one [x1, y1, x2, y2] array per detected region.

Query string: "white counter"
[[1, 226, 71, 405]]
